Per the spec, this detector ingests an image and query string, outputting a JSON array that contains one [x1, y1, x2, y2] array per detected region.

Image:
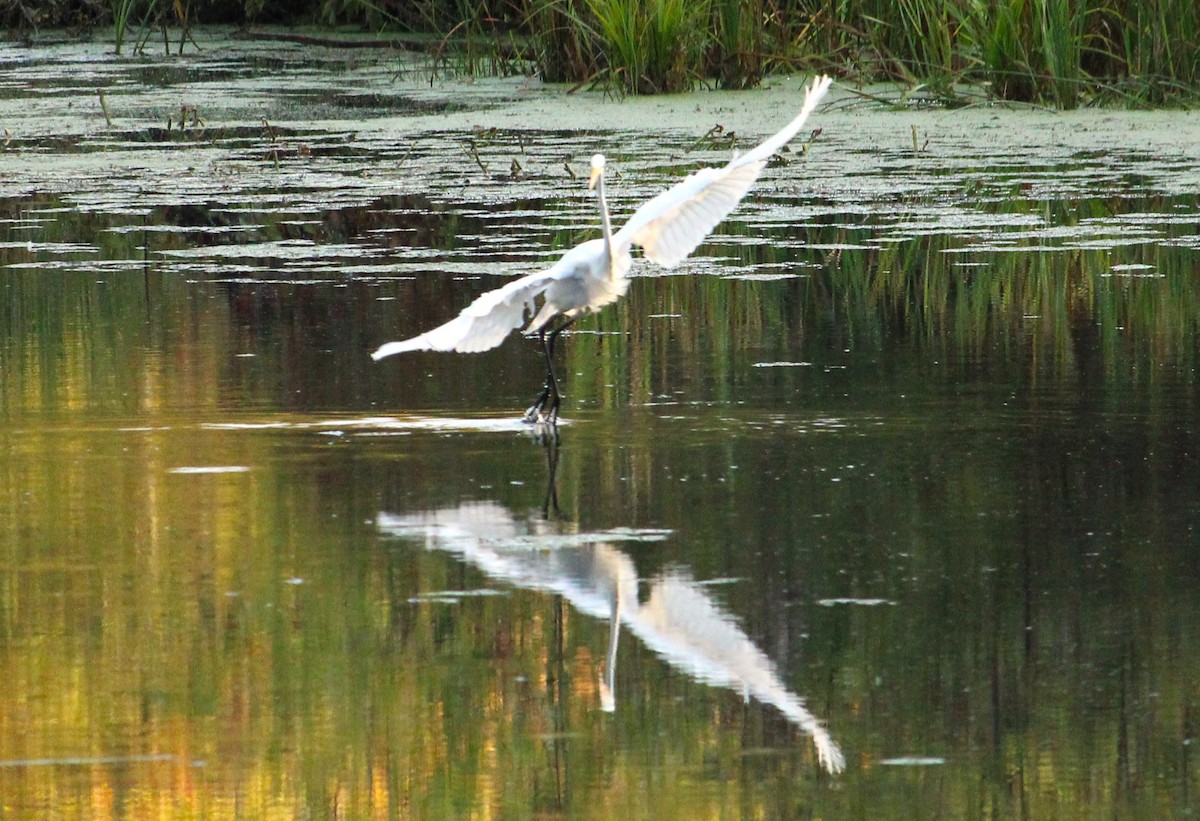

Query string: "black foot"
[[523, 385, 561, 425], [523, 403, 559, 426], [523, 396, 548, 424]]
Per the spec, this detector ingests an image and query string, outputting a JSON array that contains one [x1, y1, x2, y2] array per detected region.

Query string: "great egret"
[[372, 74, 834, 424]]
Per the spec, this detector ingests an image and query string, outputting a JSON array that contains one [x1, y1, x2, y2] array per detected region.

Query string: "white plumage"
[[373, 74, 834, 423]]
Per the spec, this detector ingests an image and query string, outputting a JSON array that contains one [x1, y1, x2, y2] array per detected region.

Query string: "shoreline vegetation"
[[5, 0, 1198, 106]]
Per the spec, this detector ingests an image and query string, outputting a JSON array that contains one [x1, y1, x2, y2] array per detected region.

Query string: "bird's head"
[[588, 153, 606, 191]]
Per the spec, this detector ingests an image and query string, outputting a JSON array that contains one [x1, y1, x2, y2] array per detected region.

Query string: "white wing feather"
[[371, 267, 558, 358], [612, 74, 833, 267], [373, 75, 833, 363]]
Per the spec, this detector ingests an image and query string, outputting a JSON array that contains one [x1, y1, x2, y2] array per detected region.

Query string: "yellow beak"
[[588, 166, 603, 191]]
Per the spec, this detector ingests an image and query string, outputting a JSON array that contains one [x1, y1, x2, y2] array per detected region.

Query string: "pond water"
[[1, 31, 1198, 819]]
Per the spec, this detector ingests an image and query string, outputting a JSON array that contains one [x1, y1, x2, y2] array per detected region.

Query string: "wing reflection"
[[376, 503, 845, 774]]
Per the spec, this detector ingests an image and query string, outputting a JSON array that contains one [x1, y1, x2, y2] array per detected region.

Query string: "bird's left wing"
[[371, 267, 560, 359], [612, 74, 833, 268]]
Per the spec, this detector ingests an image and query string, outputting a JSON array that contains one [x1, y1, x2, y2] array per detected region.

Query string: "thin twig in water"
[[799, 127, 822, 156], [462, 140, 488, 173], [910, 123, 928, 154], [688, 123, 724, 152], [97, 89, 113, 128], [429, 19, 470, 86], [262, 118, 280, 168]]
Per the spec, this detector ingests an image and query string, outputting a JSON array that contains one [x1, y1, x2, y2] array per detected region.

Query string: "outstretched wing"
[[612, 74, 833, 268], [371, 267, 559, 359]]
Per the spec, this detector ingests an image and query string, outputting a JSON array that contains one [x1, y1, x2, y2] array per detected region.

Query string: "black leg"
[[543, 318, 575, 423], [523, 329, 553, 423], [541, 437, 561, 519], [543, 328, 562, 421], [524, 318, 575, 424]]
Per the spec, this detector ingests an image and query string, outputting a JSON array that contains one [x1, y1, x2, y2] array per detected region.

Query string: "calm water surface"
[[0, 34, 1197, 819]]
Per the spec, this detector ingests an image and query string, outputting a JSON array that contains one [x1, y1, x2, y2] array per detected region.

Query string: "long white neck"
[[599, 581, 621, 712], [595, 170, 615, 264]]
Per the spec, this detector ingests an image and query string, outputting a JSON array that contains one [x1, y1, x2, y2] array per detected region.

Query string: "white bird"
[[373, 74, 834, 424]]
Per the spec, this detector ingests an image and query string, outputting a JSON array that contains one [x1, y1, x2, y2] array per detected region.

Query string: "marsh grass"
[[109, 0, 152, 55], [522, 0, 1200, 104], [41, 0, 1199, 104], [586, 0, 711, 93], [1104, 0, 1200, 103], [525, 0, 603, 83], [826, 0, 1200, 105], [709, 0, 764, 89]]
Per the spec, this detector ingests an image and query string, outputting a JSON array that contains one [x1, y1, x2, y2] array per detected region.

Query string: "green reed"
[[584, 0, 711, 93], [109, 0, 149, 55], [524, 0, 603, 83], [519, 0, 1200, 103], [710, 0, 765, 89], [16, 0, 1199, 104]]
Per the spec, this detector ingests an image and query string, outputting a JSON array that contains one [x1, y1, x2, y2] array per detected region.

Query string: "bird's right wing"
[[612, 74, 833, 269], [371, 267, 559, 359]]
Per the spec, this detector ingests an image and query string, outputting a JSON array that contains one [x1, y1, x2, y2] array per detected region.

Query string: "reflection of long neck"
[[595, 171, 616, 276], [599, 580, 621, 713]]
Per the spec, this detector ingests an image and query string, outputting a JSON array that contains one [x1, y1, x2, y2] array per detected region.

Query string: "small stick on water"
[[178, 104, 203, 130], [97, 90, 113, 128], [777, 128, 825, 163], [463, 140, 488, 174], [910, 124, 928, 154], [799, 127, 823, 156], [262, 118, 280, 168], [689, 123, 724, 152], [176, 105, 202, 129]]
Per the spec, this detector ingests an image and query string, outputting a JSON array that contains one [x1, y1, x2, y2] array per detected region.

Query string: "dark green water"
[[0, 35, 1197, 819]]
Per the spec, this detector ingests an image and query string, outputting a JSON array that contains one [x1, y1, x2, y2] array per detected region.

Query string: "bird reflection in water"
[[376, 447, 845, 774]]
